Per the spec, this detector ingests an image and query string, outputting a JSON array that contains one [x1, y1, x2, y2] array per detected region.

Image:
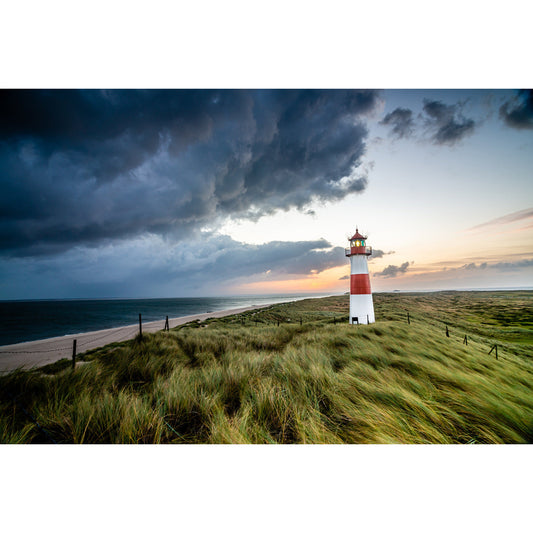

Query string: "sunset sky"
[[1, 89, 532, 299]]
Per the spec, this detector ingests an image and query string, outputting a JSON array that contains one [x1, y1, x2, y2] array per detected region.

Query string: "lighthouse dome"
[[349, 228, 367, 241]]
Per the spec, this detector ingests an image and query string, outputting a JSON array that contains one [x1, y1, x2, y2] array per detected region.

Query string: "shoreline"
[[0, 293, 328, 347], [0, 304, 274, 373]]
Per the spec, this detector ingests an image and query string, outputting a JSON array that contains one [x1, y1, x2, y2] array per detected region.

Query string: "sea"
[[0, 293, 333, 346]]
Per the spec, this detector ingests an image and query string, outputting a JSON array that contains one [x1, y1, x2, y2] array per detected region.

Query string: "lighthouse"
[[345, 228, 375, 324]]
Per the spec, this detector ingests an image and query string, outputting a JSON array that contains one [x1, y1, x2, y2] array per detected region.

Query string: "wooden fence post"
[[165, 316, 169, 331], [72, 339, 77, 369], [407, 311, 410, 325], [463, 335, 468, 345], [300, 318, 302, 326], [446, 325, 449, 337], [139, 313, 142, 339], [488, 344, 498, 359]]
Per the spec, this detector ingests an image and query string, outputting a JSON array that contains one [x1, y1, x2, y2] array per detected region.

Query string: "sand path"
[[0, 304, 270, 373]]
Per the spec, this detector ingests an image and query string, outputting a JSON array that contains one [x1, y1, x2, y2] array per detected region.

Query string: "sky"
[[0, 89, 532, 299]]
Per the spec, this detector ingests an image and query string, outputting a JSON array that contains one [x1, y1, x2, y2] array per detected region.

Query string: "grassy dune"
[[1, 291, 532, 443]]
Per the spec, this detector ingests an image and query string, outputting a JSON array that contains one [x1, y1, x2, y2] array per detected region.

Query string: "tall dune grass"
[[1, 292, 532, 443]]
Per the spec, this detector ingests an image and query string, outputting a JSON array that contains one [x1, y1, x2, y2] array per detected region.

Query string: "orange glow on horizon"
[[237, 265, 350, 293], [235, 237, 533, 294]]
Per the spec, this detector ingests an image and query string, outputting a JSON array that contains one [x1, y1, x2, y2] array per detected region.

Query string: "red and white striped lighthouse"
[[345, 228, 375, 324]]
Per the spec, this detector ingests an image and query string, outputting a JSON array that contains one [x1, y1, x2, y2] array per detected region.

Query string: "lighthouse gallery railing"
[[345, 246, 372, 256]]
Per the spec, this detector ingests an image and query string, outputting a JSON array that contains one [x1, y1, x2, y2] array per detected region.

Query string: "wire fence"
[[395, 308, 512, 362], [0, 322, 144, 359], [0, 328, 136, 355], [0, 304, 516, 369]]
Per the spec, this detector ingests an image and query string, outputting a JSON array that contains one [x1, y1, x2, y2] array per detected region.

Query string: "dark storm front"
[[0, 295, 312, 346]]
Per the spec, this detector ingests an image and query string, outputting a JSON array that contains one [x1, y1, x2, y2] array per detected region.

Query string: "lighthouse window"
[[355, 240, 360, 247], [361, 240, 365, 246]]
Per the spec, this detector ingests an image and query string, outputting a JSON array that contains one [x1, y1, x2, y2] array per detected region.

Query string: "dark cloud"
[[379, 100, 477, 145], [0, 89, 380, 257], [0, 234, 347, 299], [379, 108, 414, 139], [171, 235, 345, 281], [422, 99, 476, 145], [338, 275, 350, 280], [499, 90, 533, 130], [374, 261, 411, 278]]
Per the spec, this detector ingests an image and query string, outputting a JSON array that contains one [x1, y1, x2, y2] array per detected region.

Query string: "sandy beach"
[[0, 304, 270, 373]]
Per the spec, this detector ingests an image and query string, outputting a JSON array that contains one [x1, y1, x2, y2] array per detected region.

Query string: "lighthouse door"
[[352, 317, 358, 325]]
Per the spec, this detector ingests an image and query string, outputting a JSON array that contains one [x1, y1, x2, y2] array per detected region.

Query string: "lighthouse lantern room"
[[345, 228, 375, 324]]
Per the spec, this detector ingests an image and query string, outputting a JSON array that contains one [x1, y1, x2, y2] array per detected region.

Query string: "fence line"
[[0, 326, 137, 355], [0, 321, 147, 356], [403, 309, 511, 362], [0, 306, 511, 366]]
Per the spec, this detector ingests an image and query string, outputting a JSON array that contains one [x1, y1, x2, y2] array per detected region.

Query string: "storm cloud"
[[379, 108, 414, 139], [0, 89, 380, 257], [0, 234, 347, 299], [422, 99, 476, 145], [499, 89, 533, 130]]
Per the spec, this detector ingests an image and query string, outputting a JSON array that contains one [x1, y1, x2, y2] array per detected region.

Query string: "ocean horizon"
[[0, 293, 336, 346]]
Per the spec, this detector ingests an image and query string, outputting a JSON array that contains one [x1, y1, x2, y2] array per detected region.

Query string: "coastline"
[[0, 293, 327, 346], [0, 304, 273, 373]]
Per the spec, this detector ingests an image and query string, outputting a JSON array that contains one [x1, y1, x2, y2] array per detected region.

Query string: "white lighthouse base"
[[349, 294, 375, 324]]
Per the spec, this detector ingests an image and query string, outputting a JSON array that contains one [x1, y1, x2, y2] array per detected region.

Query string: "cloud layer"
[[0, 234, 347, 299], [454, 259, 533, 272], [0, 89, 381, 257]]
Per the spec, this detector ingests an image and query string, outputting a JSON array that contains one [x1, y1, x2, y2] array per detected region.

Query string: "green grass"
[[1, 291, 532, 443]]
